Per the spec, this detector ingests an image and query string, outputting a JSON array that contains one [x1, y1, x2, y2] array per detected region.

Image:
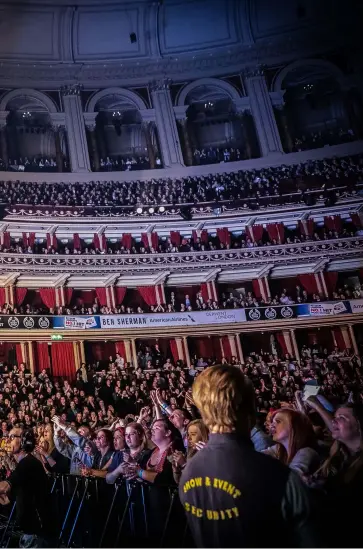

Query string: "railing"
[[0, 237, 361, 272], [1, 475, 187, 548]]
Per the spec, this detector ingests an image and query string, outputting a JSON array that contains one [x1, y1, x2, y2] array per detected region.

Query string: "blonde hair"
[[192, 365, 255, 434]]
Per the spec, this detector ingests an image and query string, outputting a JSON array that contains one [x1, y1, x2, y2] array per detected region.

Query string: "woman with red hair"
[[263, 408, 320, 477]]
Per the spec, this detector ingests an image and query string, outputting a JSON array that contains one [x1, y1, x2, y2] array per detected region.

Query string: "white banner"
[[99, 309, 246, 330], [350, 299, 363, 314], [309, 301, 348, 316], [63, 316, 98, 330]]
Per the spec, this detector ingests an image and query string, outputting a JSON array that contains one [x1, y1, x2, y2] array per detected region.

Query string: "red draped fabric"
[[192, 229, 209, 244], [52, 235, 58, 250], [101, 234, 107, 251], [46, 233, 52, 249], [170, 231, 181, 247], [200, 283, 209, 302], [221, 336, 231, 359], [51, 342, 76, 379], [151, 232, 159, 250], [350, 213, 362, 227], [35, 342, 50, 373], [332, 328, 346, 351], [252, 279, 262, 299], [266, 223, 285, 244], [298, 219, 314, 237], [115, 287, 127, 305], [93, 233, 100, 250], [298, 274, 318, 296], [28, 232, 36, 248], [115, 341, 126, 359], [22, 232, 28, 248], [141, 233, 149, 249], [138, 286, 157, 307], [78, 290, 95, 306], [121, 234, 132, 250], [324, 272, 338, 295], [73, 233, 81, 250], [39, 288, 56, 310], [194, 338, 211, 358], [3, 231, 10, 248], [95, 288, 108, 307], [0, 288, 5, 307], [64, 288, 73, 306], [16, 288, 27, 306], [169, 340, 179, 363], [324, 215, 342, 232], [16, 344, 24, 365], [247, 224, 263, 243], [276, 333, 288, 356], [217, 228, 231, 246]]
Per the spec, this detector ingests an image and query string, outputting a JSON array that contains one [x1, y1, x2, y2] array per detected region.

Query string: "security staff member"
[[0, 426, 55, 548], [179, 365, 320, 548]]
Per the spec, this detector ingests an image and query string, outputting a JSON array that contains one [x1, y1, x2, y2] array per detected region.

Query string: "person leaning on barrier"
[[81, 428, 114, 479], [52, 415, 95, 475], [179, 364, 321, 548]]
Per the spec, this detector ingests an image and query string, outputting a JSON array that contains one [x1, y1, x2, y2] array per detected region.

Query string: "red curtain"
[[93, 233, 100, 250], [116, 287, 127, 305], [194, 338, 211, 358], [101, 234, 107, 251], [39, 288, 56, 310], [200, 283, 209, 302], [332, 328, 346, 351], [252, 279, 262, 299], [121, 234, 132, 250], [151, 232, 159, 250], [51, 342, 76, 380], [276, 333, 288, 355], [169, 340, 179, 363], [95, 288, 108, 307], [78, 290, 95, 307], [35, 342, 50, 373], [298, 219, 314, 237], [115, 341, 126, 358], [46, 233, 52, 249], [350, 213, 362, 227], [298, 274, 318, 296], [3, 232, 10, 248], [170, 231, 181, 247], [52, 235, 58, 250], [141, 233, 149, 249], [0, 288, 5, 307], [324, 215, 342, 232], [221, 336, 232, 359], [192, 229, 209, 243], [217, 228, 231, 246], [138, 286, 157, 307], [16, 287, 27, 306], [22, 232, 28, 248], [324, 272, 338, 295], [28, 232, 36, 248], [266, 223, 285, 244], [64, 288, 73, 306], [16, 344, 24, 365], [73, 233, 81, 250], [247, 224, 263, 243]]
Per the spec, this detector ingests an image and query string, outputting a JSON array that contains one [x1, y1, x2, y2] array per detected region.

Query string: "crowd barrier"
[[0, 474, 190, 548]]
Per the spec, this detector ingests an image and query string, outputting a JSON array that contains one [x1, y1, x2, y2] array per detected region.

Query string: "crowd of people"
[[292, 128, 356, 152], [0, 157, 68, 173], [97, 155, 162, 172], [0, 154, 361, 208], [0, 339, 361, 545], [193, 147, 244, 165]]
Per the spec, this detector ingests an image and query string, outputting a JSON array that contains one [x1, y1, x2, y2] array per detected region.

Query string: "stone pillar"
[[244, 69, 284, 156], [183, 336, 191, 368], [275, 105, 294, 153], [61, 85, 91, 173], [142, 122, 156, 169], [150, 79, 184, 167], [52, 125, 64, 172], [79, 340, 86, 365]]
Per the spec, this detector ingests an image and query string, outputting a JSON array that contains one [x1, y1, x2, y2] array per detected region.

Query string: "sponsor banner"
[[297, 301, 350, 317], [0, 315, 52, 330], [350, 299, 363, 314], [246, 305, 296, 322], [54, 309, 247, 330]]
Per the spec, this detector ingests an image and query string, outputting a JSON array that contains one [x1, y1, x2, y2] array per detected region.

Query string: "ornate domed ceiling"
[[0, 0, 359, 88]]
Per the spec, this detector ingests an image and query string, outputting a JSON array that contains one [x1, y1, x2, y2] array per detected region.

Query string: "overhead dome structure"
[[0, 0, 358, 88]]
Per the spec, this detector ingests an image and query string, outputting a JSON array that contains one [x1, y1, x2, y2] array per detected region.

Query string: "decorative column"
[[142, 122, 156, 169], [274, 105, 294, 153], [281, 330, 294, 357], [52, 125, 64, 172], [347, 324, 361, 363], [0, 111, 9, 168], [227, 335, 238, 358], [289, 329, 300, 363], [73, 341, 81, 372], [27, 341, 35, 375], [61, 84, 91, 173], [183, 336, 191, 368], [174, 106, 193, 167], [235, 334, 244, 365], [79, 340, 86, 365], [123, 339, 132, 364], [175, 337, 185, 362], [150, 79, 184, 167], [244, 68, 283, 156], [84, 113, 100, 172], [131, 338, 138, 370], [314, 272, 329, 299]]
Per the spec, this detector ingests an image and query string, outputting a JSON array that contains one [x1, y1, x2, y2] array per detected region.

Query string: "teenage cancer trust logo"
[[8, 316, 19, 329], [182, 476, 241, 521]]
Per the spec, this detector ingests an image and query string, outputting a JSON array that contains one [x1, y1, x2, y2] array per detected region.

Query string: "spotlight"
[[159, 206, 165, 213], [180, 206, 192, 221], [130, 32, 137, 43], [136, 207, 143, 214], [148, 207, 155, 214]]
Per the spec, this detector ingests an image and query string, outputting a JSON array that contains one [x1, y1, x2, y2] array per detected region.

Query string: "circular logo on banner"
[[265, 307, 277, 320], [248, 308, 261, 321], [23, 317, 35, 329], [281, 306, 294, 319], [39, 317, 50, 329], [8, 317, 19, 329]]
